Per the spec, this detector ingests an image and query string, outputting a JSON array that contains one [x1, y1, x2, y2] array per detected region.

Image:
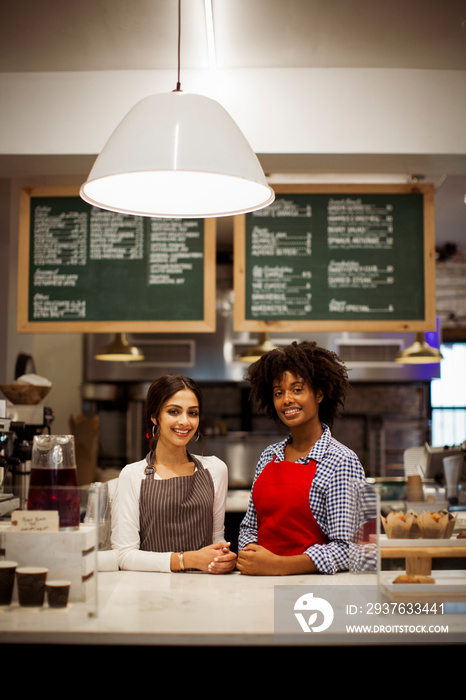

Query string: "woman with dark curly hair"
[[237, 341, 367, 576]]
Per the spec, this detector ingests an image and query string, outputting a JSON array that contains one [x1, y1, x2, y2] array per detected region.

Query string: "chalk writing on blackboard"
[[18, 188, 216, 333], [234, 185, 435, 332]]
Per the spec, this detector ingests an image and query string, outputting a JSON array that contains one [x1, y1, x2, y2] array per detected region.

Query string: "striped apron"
[[139, 452, 214, 553]]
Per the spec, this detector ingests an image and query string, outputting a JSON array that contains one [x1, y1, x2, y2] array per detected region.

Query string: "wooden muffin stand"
[[380, 537, 466, 575]]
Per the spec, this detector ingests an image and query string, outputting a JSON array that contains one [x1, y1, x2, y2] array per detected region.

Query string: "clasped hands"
[[236, 543, 317, 576], [206, 542, 278, 575], [201, 542, 315, 576], [205, 542, 237, 574], [236, 543, 282, 576]]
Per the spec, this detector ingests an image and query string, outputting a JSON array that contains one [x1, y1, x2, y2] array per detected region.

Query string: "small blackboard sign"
[[234, 184, 436, 332], [18, 187, 216, 333]]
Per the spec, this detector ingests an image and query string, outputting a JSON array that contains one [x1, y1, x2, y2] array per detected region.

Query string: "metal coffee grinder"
[[0, 400, 20, 516], [1, 354, 54, 515], [2, 403, 55, 512]]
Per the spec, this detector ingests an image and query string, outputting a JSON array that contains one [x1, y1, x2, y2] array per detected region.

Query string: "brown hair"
[[145, 375, 203, 451], [245, 340, 349, 428]]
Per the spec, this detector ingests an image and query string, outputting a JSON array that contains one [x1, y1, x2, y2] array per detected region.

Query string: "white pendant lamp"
[[80, 3, 274, 219]]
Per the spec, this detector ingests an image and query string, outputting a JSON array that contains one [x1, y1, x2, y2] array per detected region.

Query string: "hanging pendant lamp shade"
[[80, 91, 275, 218], [396, 332, 443, 364], [240, 333, 279, 363], [94, 333, 144, 362]]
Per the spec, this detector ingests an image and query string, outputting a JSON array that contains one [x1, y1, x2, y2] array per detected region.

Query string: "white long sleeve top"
[[114, 454, 229, 572]]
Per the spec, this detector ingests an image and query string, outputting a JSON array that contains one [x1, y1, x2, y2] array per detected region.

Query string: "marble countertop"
[[1, 568, 466, 647]]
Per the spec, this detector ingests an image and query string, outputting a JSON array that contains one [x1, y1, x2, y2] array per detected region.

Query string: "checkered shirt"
[[238, 424, 367, 574]]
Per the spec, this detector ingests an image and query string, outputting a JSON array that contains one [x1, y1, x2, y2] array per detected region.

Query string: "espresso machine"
[[0, 399, 18, 516], [0, 399, 54, 516]]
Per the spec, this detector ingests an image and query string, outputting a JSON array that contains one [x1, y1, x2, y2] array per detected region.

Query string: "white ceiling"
[[1, 0, 465, 247], [1, 0, 465, 72]]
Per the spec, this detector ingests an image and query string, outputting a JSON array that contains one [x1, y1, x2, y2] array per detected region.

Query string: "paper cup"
[[407, 474, 424, 502], [46, 580, 71, 608], [16, 567, 48, 607], [0, 561, 18, 606]]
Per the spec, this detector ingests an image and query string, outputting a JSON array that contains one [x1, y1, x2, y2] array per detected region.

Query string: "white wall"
[[1, 68, 465, 156]]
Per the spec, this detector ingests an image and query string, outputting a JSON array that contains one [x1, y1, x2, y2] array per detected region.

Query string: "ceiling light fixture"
[[240, 333, 279, 363], [80, 0, 274, 219], [396, 333, 443, 364], [94, 333, 144, 362]]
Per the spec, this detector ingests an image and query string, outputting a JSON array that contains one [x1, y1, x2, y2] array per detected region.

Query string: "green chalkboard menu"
[[234, 184, 436, 332], [18, 187, 216, 333]]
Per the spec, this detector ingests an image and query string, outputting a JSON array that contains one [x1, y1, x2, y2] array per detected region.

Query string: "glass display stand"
[[348, 480, 381, 583], [84, 480, 119, 617]]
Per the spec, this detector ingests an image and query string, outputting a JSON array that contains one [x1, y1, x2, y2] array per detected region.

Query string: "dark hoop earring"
[[152, 424, 160, 440]]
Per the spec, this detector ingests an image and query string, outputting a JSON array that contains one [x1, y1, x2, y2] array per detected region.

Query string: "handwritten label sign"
[[10, 510, 59, 531]]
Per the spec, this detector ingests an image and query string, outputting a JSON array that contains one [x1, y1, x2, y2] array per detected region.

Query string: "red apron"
[[252, 456, 328, 556]]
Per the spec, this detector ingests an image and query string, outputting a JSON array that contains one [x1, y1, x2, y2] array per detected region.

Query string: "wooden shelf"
[[381, 542, 466, 575]]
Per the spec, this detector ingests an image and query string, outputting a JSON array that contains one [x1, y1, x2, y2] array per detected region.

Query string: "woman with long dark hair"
[[116, 375, 236, 574]]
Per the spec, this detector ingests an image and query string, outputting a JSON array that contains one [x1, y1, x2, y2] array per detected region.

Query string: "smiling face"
[[272, 371, 323, 433], [152, 388, 200, 448]]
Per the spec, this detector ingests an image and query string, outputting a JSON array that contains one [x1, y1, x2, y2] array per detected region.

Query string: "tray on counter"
[[381, 571, 466, 604], [379, 534, 466, 548]]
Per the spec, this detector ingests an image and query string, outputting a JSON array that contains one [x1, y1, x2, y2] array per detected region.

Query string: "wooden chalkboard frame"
[[17, 186, 217, 333], [233, 183, 436, 332]]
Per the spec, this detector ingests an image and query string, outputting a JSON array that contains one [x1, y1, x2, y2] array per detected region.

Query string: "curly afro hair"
[[246, 340, 349, 428]]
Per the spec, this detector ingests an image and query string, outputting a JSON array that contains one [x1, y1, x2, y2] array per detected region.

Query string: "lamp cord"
[[176, 0, 182, 91]]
